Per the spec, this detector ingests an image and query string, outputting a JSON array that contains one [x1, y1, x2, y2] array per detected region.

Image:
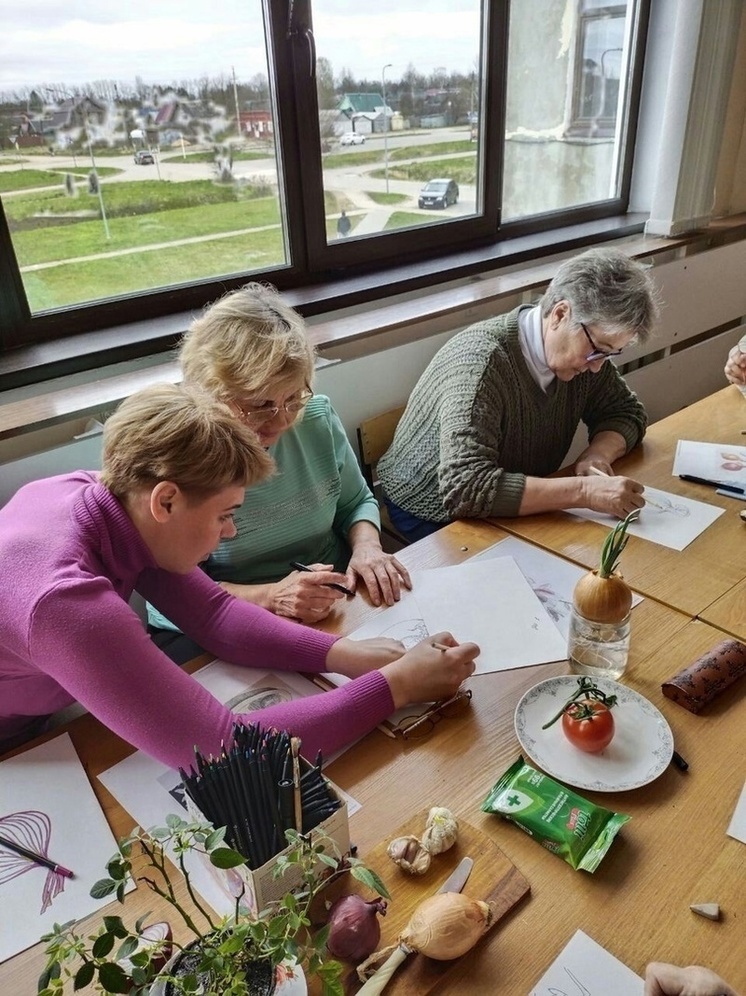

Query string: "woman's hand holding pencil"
[[576, 463, 647, 518], [585, 465, 666, 514], [381, 632, 480, 709]]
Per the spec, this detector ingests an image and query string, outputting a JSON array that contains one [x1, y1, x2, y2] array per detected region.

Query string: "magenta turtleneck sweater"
[[0, 473, 393, 768]]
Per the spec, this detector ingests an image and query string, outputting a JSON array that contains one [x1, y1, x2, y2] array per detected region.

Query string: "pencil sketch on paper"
[[528, 578, 574, 627], [644, 494, 691, 518], [546, 967, 592, 995], [377, 617, 429, 649], [0, 810, 67, 914]]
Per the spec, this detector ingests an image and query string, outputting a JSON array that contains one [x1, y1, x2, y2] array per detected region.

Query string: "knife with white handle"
[[356, 855, 474, 995]]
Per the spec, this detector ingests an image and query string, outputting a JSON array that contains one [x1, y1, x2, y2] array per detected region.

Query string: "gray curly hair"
[[541, 247, 660, 344]]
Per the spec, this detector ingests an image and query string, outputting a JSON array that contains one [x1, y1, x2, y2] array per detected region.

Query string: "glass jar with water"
[[567, 608, 631, 680]]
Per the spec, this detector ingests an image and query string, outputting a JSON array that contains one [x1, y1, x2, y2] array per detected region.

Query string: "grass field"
[[1, 138, 464, 311]]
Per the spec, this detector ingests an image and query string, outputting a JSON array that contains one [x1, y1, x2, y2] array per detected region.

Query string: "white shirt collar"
[[518, 305, 555, 392]]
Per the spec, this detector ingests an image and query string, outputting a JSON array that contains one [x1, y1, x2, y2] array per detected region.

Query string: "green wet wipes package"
[[481, 757, 630, 872]]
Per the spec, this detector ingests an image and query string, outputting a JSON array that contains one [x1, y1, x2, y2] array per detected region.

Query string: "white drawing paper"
[[98, 662, 361, 918], [673, 439, 746, 489], [726, 779, 746, 844], [529, 929, 643, 995], [471, 537, 642, 639], [0, 734, 126, 964], [567, 486, 724, 551], [413, 556, 568, 672], [323, 593, 440, 733]]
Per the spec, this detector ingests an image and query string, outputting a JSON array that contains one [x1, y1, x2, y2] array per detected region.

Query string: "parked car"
[[339, 132, 365, 146], [134, 150, 155, 165], [418, 178, 459, 209]]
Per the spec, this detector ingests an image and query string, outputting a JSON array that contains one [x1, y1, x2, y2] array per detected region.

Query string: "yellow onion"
[[400, 892, 492, 959], [572, 569, 632, 624], [573, 511, 636, 624]]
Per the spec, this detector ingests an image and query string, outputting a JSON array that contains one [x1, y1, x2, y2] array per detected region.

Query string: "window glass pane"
[[503, 0, 633, 221], [311, 1, 484, 242], [0, 2, 285, 315]]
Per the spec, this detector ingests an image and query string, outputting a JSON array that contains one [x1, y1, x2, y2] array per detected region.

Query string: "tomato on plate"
[[561, 699, 615, 753]]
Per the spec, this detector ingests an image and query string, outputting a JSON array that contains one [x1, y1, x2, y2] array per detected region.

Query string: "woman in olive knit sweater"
[[379, 248, 660, 541]]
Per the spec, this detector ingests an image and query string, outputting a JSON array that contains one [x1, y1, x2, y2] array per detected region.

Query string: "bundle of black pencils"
[[179, 722, 342, 870]]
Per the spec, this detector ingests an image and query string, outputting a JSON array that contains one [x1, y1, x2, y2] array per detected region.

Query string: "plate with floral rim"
[[514, 675, 674, 792]]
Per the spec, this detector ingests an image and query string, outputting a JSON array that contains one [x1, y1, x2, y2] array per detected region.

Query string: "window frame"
[[0, 0, 649, 368]]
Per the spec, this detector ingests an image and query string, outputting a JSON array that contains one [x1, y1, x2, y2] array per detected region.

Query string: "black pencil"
[[289, 561, 355, 597], [0, 834, 74, 879]]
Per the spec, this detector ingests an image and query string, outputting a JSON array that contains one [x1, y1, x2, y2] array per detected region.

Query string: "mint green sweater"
[[148, 395, 380, 631], [378, 309, 647, 521]]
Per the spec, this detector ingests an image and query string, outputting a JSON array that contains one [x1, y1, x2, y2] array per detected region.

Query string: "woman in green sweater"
[[379, 248, 660, 541], [148, 284, 410, 654]]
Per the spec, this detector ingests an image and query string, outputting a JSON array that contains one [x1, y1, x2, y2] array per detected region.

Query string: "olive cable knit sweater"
[[378, 308, 647, 521]]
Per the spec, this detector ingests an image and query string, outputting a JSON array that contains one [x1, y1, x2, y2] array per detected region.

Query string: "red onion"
[[326, 894, 387, 962]]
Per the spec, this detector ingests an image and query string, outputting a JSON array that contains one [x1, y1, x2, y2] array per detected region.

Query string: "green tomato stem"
[[541, 677, 618, 729]]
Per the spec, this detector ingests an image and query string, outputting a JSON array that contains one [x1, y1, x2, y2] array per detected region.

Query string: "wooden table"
[[2, 520, 745, 993], [491, 386, 746, 617]]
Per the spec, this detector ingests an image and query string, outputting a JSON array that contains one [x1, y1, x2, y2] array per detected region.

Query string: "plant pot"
[[148, 940, 307, 996]]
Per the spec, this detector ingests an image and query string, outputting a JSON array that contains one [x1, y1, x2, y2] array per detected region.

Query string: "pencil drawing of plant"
[[645, 495, 690, 518], [0, 811, 67, 914], [527, 578, 573, 626], [380, 618, 430, 648]]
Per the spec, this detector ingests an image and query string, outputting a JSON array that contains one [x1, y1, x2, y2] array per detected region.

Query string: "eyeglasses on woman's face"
[[232, 390, 313, 426], [393, 688, 473, 740], [580, 322, 625, 363]]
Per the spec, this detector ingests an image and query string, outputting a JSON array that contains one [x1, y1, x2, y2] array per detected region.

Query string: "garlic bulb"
[[386, 834, 431, 875], [402, 892, 492, 959], [387, 807, 458, 875], [421, 807, 458, 855]]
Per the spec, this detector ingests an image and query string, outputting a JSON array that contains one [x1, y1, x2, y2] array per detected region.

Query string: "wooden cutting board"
[[316, 809, 530, 996]]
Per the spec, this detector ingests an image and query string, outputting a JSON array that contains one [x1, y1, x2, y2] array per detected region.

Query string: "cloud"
[[0, 1, 481, 92]]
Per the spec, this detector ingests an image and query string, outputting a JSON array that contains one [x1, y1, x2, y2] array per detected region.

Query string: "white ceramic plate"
[[514, 675, 674, 792]]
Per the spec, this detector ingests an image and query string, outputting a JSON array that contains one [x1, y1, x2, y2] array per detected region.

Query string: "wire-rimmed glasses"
[[392, 688, 473, 740], [232, 390, 313, 426], [580, 322, 624, 362]]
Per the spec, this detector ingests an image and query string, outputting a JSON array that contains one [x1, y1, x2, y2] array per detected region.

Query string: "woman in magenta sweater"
[[0, 384, 477, 769]]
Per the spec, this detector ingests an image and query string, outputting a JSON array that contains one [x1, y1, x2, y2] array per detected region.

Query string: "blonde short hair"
[[100, 383, 274, 499], [179, 283, 315, 401]]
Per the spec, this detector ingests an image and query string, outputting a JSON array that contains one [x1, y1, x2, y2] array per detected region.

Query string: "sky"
[[0, 1, 481, 95]]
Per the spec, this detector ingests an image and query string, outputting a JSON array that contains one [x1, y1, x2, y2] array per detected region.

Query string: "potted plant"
[[37, 814, 388, 996]]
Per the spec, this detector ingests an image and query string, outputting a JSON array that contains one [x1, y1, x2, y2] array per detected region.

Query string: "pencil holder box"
[[661, 638, 746, 713], [185, 777, 350, 915]]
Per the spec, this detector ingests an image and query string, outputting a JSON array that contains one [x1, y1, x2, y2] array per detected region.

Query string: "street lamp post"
[[382, 63, 392, 195]]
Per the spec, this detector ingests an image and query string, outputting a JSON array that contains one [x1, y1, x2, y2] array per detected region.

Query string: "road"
[[0, 125, 478, 240]]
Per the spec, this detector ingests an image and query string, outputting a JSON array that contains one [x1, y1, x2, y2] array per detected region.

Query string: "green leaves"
[[72, 962, 95, 991], [208, 846, 247, 869], [350, 864, 391, 900], [90, 878, 118, 900], [599, 510, 639, 578], [96, 962, 131, 994], [38, 812, 385, 996]]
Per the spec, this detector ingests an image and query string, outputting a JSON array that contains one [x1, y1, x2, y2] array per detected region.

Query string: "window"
[[0, 0, 648, 359], [569, 1, 629, 138], [502, 0, 642, 221]]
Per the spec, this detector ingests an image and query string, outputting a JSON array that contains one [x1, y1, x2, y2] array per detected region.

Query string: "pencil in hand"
[[289, 562, 355, 597], [587, 465, 665, 511]]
